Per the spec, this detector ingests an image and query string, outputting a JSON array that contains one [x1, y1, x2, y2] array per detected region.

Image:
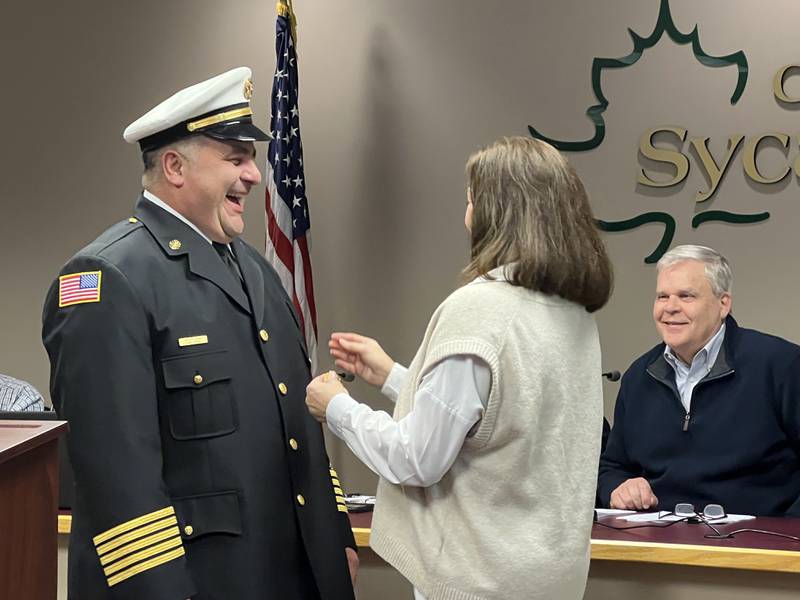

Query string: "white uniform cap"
[[123, 66, 270, 152]]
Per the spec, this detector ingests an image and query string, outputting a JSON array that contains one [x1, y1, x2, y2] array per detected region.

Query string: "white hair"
[[656, 245, 732, 297]]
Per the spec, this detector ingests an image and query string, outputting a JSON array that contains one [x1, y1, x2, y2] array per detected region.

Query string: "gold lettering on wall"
[[793, 145, 800, 179], [637, 127, 689, 187], [773, 65, 800, 104], [742, 133, 791, 184], [633, 66, 800, 196], [688, 135, 744, 203]]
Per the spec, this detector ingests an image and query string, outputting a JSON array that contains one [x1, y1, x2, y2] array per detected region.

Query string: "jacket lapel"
[[232, 238, 265, 320], [134, 195, 252, 314]]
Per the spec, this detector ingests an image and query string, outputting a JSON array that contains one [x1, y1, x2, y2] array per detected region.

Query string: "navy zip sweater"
[[598, 316, 800, 516]]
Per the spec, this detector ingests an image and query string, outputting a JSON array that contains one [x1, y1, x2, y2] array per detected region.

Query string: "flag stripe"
[[296, 236, 318, 336], [265, 194, 295, 272]]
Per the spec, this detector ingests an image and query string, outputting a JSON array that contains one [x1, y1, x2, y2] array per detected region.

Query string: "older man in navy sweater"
[[599, 245, 800, 516]]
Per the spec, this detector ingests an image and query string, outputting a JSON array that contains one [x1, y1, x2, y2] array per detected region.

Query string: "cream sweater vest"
[[370, 273, 603, 600]]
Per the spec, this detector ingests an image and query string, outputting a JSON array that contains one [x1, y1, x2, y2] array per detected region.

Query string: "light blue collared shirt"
[[663, 323, 726, 413]]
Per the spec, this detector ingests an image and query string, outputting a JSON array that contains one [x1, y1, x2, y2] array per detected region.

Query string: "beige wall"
[[8, 1, 800, 598]]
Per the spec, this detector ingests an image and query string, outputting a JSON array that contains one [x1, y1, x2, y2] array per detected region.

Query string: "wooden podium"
[[0, 419, 67, 600]]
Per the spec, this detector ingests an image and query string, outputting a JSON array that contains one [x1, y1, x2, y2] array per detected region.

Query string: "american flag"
[[264, 1, 318, 372], [59, 271, 102, 307]]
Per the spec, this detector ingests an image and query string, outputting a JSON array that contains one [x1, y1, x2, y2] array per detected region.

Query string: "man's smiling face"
[[179, 137, 262, 243], [653, 260, 731, 364]]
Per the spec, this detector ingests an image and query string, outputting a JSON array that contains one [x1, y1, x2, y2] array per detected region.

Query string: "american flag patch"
[[59, 271, 102, 307]]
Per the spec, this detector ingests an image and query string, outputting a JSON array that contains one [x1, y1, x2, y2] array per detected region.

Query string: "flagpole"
[[277, 0, 298, 46]]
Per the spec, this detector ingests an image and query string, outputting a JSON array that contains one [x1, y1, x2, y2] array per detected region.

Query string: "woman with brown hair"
[[306, 136, 613, 600]]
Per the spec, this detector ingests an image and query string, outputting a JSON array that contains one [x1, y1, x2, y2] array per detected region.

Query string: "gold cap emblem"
[[169, 239, 182, 250], [243, 78, 254, 100]]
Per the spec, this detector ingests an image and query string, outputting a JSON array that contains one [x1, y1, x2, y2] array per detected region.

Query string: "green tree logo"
[[529, 0, 769, 263]]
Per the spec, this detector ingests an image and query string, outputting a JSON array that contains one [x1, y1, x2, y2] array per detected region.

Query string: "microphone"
[[602, 370, 621, 382]]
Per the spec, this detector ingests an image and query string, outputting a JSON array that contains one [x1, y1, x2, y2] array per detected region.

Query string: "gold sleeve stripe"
[[331, 478, 340, 487], [337, 504, 349, 513], [107, 547, 185, 588], [335, 496, 346, 505], [100, 527, 181, 566], [333, 487, 343, 496], [103, 536, 184, 577], [329, 469, 338, 477], [96, 516, 177, 556], [93, 506, 175, 545]]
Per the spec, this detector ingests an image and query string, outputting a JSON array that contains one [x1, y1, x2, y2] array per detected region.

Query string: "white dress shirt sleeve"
[[326, 355, 490, 487], [380, 363, 409, 404]]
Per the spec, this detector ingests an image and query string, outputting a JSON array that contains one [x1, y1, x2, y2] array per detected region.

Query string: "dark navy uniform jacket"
[[43, 196, 355, 600]]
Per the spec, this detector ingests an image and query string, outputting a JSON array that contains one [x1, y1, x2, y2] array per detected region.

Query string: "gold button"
[[296, 494, 305, 506], [128, 217, 138, 223], [193, 374, 203, 385], [259, 329, 269, 342], [184, 525, 194, 536], [278, 383, 288, 395], [289, 438, 298, 451], [169, 239, 182, 250]]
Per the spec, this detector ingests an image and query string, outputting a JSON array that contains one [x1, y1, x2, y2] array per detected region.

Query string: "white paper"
[[619, 511, 755, 524], [595, 508, 636, 517], [345, 495, 376, 505]]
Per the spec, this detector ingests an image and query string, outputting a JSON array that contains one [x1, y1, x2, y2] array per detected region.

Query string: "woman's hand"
[[329, 332, 394, 388], [305, 371, 348, 423]]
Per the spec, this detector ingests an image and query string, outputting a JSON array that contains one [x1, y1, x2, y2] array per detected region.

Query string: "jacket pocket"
[[161, 349, 237, 440], [173, 490, 242, 541]]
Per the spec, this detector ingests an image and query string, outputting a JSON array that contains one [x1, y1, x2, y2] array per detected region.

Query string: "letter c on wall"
[[773, 65, 800, 103]]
